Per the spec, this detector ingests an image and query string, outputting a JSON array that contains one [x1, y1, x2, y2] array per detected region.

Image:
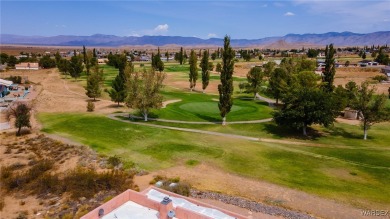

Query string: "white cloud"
[[208, 33, 217, 38], [127, 24, 169, 36], [284, 12, 295, 16], [154, 24, 169, 33]]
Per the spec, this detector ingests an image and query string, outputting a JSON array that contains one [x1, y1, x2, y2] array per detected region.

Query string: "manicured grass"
[[38, 113, 390, 207], [149, 90, 273, 122]]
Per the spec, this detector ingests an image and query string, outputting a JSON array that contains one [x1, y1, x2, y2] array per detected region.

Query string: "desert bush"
[[87, 101, 95, 112], [63, 168, 132, 199], [372, 75, 388, 82], [107, 155, 122, 167], [0, 198, 5, 211], [33, 173, 60, 194], [167, 182, 191, 197], [16, 211, 28, 219]]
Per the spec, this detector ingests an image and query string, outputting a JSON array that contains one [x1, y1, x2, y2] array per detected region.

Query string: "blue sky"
[[1, 0, 389, 39]]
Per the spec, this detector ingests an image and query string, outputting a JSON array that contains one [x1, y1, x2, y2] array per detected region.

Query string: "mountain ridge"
[[1, 31, 389, 47]]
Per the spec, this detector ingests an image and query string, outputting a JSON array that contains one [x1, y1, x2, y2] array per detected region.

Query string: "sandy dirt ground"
[[133, 163, 388, 219], [334, 67, 389, 94], [1, 67, 388, 219]]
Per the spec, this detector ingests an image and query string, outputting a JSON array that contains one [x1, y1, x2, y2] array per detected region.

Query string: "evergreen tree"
[[189, 50, 198, 91], [165, 51, 169, 62], [152, 48, 164, 72], [246, 67, 264, 98], [57, 59, 70, 78], [218, 35, 235, 125], [69, 55, 83, 80], [55, 51, 61, 64], [216, 63, 222, 72], [322, 44, 336, 92], [179, 47, 184, 65], [375, 47, 390, 65], [85, 65, 104, 101], [39, 55, 56, 68], [108, 63, 131, 106], [200, 50, 210, 93]]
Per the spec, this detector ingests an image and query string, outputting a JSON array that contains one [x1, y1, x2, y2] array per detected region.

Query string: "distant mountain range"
[[1, 31, 390, 47]]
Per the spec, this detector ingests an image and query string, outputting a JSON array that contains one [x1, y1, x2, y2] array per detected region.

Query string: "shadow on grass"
[[194, 113, 220, 123], [261, 122, 322, 140], [323, 126, 365, 140]]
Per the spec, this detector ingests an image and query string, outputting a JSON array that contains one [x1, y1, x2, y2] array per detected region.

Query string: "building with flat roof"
[[15, 62, 39, 70], [81, 186, 247, 219]]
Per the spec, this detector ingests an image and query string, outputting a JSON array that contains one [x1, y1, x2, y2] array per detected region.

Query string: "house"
[[140, 55, 151, 61], [81, 186, 247, 219], [0, 79, 13, 98], [358, 60, 378, 67], [98, 58, 108, 65], [381, 66, 390, 80], [0, 64, 7, 71], [15, 62, 39, 70]]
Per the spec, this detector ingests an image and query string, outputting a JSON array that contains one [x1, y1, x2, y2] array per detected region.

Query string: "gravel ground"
[[190, 189, 317, 219]]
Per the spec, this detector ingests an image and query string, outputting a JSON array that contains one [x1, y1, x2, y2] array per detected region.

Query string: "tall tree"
[[1, 53, 9, 64], [188, 50, 198, 91], [179, 47, 184, 65], [268, 68, 288, 105], [165, 51, 169, 62], [322, 44, 336, 92], [246, 67, 264, 99], [6, 102, 32, 136], [57, 59, 70, 78], [85, 65, 104, 101], [7, 55, 18, 68], [125, 69, 165, 121], [39, 55, 56, 68], [263, 61, 276, 77], [152, 48, 164, 72], [54, 51, 61, 64], [69, 55, 83, 80], [218, 35, 235, 125], [375, 47, 390, 65], [273, 72, 337, 135], [108, 63, 132, 106], [216, 63, 222, 72], [200, 50, 210, 93], [351, 81, 390, 140]]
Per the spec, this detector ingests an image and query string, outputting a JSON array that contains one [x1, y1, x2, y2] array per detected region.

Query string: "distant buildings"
[[381, 65, 390, 80], [15, 62, 39, 70]]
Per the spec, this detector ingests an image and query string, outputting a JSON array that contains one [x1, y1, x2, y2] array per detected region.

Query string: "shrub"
[[63, 168, 132, 199], [87, 101, 95, 112], [372, 75, 388, 82], [107, 155, 122, 167], [0, 198, 5, 211]]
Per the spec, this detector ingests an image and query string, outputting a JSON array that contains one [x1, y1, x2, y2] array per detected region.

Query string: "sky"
[[1, 0, 390, 39]]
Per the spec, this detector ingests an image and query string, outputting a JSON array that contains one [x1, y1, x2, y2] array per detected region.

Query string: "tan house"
[[15, 62, 39, 70]]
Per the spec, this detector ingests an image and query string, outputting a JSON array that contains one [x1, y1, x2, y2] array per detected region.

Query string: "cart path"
[[107, 113, 390, 170], [127, 114, 273, 124]]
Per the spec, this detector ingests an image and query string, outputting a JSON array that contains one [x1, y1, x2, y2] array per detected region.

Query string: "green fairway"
[[148, 90, 273, 122], [38, 113, 390, 207]]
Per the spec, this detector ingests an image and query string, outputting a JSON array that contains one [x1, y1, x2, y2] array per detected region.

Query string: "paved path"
[[107, 113, 390, 170], [127, 114, 273, 124]]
